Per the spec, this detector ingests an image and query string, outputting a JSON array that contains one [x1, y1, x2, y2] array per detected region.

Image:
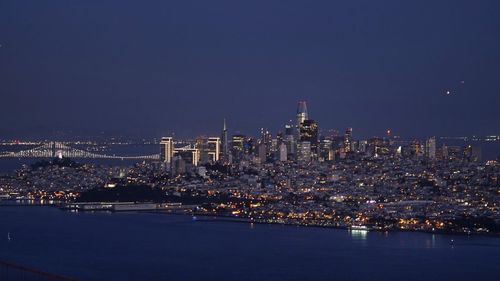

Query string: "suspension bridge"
[[0, 142, 159, 160]]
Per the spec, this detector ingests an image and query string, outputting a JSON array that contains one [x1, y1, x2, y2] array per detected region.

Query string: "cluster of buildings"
[[0, 159, 114, 201], [158, 101, 485, 175], [0, 101, 498, 234]]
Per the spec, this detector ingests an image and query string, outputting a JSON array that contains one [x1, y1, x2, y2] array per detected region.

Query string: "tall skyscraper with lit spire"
[[294, 100, 308, 142], [296, 101, 308, 127], [221, 118, 228, 160]]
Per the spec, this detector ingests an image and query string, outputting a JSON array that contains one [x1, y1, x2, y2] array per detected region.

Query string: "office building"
[[221, 119, 228, 160], [297, 141, 312, 162], [160, 137, 174, 164], [279, 142, 287, 162], [465, 145, 482, 162], [296, 101, 308, 127], [258, 143, 267, 164], [319, 138, 333, 161], [284, 123, 296, 155], [174, 147, 200, 166], [207, 137, 221, 162], [425, 137, 436, 160], [300, 119, 318, 156], [344, 128, 353, 152]]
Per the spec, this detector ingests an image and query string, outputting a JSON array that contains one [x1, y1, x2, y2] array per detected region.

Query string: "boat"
[[350, 225, 370, 231]]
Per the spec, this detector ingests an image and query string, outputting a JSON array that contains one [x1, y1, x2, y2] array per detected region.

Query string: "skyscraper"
[[196, 136, 209, 163], [196, 136, 220, 163], [258, 143, 267, 164], [279, 142, 288, 162], [171, 156, 186, 175], [297, 141, 312, 163], [284, 123, 296, 155], [465, 145, 482, 162], [232, 134, 245, 150], [299, 119, 318, 156], [261, 128, 273, 157], [425, 137, 436, 160], [160, 137, 174, 164], [174, 147, 200, 166], [221, 118, 228, 160], [344, 128, 353, 152], [319, 138, 333, 161], [296, 101, 308, 127], [207, 137, 221, 162]]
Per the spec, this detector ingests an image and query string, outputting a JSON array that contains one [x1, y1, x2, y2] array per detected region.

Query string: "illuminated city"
[[1, 1, 499, 281], [1, 101, 498, 235]]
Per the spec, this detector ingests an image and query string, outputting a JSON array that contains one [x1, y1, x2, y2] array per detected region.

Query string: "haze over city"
[[1, 1, 499, 281], [1, 0, 499, 138]]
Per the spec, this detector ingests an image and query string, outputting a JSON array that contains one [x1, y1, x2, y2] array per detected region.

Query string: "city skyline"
[[0, 2, 499, 279], [1, 1, 500, 138], [0, 98, 499, 141]]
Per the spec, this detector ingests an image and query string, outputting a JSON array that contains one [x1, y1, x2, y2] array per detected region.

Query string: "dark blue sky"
[[1, 0, 499, 139]]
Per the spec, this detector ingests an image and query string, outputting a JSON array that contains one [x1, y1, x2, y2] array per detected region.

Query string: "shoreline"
[[190, 213, 500, 238], [1, 202, 498, 238]]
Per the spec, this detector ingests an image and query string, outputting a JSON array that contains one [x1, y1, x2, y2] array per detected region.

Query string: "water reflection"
[[349, 229, 368, 240], [1, 206, 499, 281], [425, 234, 436, 249]]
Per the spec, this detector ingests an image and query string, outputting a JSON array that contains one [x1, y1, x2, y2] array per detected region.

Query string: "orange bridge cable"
[[0, 260, 80, 281]]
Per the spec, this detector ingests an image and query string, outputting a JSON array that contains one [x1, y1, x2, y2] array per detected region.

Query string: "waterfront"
[[1, 206, 499, 281], [0, 143, 158, 174], [1, 140, 498, 175]]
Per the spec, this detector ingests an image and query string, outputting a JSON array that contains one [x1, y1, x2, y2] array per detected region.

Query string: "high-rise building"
[[244, 137, 256, 156], [160, 137, 174, 164], [196, 136, 209, 163], [344, 128, 353, 152], [446, 146, 464, 161], [174, 147, 200, 166], [171, 156, 186, 175], [285, 123, 295, 136], [367, 137, 389, 157], [258, 143, 267, 164], [425, 137, 436, 160], [260, 128, 273, 155], [296, 101, 308, 127], [279, 142, 287, 162], [284, 123, 296, 155], [196, 136, 220, 163], [358, 140, 367, 153], [297, 141, 311, 162], [299, 119, 318, 156], [276, 132, 284, 145], [296, 101, 308, 144], [232, 135, 245, 149], [207, 137, 220, 162], [221, 119, 228, 160], [319, 138, 333, 161], [441, 144, 449, 160], [465, 145, 482, 162], [230, 134, 244, 162], [413, 141, 424, 158]]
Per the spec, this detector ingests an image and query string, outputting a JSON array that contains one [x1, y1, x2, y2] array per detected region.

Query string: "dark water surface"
[[0, 206, 499, 281]]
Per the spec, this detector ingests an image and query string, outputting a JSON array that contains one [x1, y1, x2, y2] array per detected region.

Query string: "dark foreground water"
[[0, 207, 499, 281]]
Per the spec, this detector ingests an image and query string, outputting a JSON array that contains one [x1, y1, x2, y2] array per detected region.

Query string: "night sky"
[[1, 0, 499, 139]]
